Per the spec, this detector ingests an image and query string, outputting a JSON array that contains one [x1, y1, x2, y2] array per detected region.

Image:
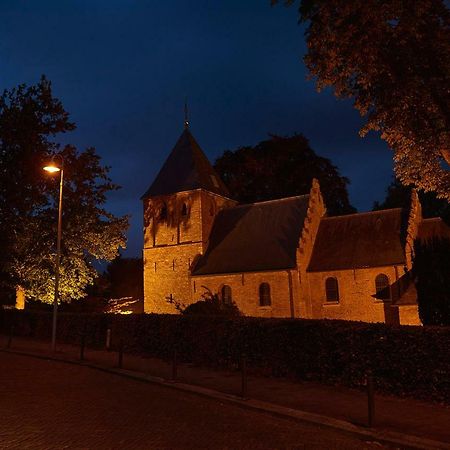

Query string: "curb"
[[2, 348, 449, 450]]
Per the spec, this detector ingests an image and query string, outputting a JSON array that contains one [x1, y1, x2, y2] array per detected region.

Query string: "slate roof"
[[418, 217, 450, 242], [141, 129, 229, 199], [192, 195, 310, 275], [307, 209, 407, 272]]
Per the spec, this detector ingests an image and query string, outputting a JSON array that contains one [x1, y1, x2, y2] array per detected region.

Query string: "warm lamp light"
[[43, 165, 61, 173]]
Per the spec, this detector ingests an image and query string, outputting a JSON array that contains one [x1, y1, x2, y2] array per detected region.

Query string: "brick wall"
[[191, 269, 299, 318], [297, 178, 327, 318], [143, 189, 235, 313], [305, 265, 419, 324]]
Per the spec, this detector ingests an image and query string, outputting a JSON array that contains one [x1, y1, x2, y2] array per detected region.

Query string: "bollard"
[[106, 328, 111, 351], [241, 354, 248, 399], [366, 370, 375, 427], [80, 334, 85, 361], [6, 325, 14, 349], [118, 339, 124, 369], [171, 349, 178, 381]]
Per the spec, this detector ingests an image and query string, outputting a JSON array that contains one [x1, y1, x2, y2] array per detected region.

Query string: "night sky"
[[1, 0, 395, 258]]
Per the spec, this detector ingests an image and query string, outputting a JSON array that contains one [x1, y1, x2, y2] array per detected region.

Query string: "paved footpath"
[[2, 336, 450, 449], [1, 351, 390, 450]]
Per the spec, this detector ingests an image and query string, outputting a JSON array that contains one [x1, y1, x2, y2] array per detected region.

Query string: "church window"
[[259, 283, 271, 306], [375, 274, 391, 300], [221, 285, 232, 304], [325, 277, 339, 302], [159, 204, 167, 220], [181, 203, 188, 216]]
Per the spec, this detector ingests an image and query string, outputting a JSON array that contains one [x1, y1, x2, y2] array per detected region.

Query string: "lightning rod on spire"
[[184, 98, 189, 129]]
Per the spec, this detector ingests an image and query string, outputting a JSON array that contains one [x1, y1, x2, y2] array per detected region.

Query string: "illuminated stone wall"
[[297, 179, 327, 318], [191, 269, 300, 318], [143, 189, 234, 313], [306, 265, 420, 324]]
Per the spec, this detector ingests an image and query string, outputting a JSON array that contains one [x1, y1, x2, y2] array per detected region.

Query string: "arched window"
[[259, 283, 271, 306], [181, 203, 188, 216], [325, 277, 339, 302], [375, 274, 391, 300], [221, 285, 232, 304], [159, 204, 167, 220]]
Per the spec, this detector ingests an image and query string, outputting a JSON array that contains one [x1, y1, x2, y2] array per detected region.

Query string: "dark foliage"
[[214, 134, 355, 215], [414, 238, 450, 326], [182, 289, 241, 317], [374, 178, 450, 225], [273, 0, 450, 200], [103, 256, 144, 300], [0, 76, 128, 301], [2, 310, 450, 404]]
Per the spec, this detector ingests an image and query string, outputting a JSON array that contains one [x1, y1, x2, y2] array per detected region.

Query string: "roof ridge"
[[322, 208, 403, 221], [234, 194, 310, 209], [421, 217, 443, 222]]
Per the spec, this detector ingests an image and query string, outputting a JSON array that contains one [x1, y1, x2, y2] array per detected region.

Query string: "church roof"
[[141, 129, 229, 199], [192, 195, 310, 275], [418, 217, 450, 242], [307, 209, 407, 272]]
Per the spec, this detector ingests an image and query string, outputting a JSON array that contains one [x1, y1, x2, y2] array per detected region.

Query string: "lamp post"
[[43, 154, 64, 352]]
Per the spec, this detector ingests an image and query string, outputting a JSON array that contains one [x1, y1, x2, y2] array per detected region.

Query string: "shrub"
[[1, 310, 449, 404], [182, 288, 241, 317]]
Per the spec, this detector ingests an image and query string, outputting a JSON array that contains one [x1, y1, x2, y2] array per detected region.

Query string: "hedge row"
[[1, 310, 449, 404]]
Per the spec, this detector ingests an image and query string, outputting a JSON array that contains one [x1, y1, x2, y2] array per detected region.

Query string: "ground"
[[0, 353, 391, 449]]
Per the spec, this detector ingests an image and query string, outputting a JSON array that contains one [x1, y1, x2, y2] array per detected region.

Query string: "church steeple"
[[141, 128, 229, 199], [142, 126, 236, 315]]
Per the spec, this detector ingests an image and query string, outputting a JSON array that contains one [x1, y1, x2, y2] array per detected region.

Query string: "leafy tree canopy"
[[374, 177, 450, 225], [0, 76, 128, 302], [103, 256, 143, 301], [214, 134, 355, 215], [274, 0, 450, 201]]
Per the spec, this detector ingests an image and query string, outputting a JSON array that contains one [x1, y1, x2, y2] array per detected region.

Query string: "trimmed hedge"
[[1, 310, 449, 404]]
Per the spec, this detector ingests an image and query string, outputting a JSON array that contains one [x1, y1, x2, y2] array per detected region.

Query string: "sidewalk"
[[2, 335, 450, 448]]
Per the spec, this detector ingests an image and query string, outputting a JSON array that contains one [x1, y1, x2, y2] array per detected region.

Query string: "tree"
[[104, 256, 143, 301], [214, 133, 355, 215], [414, 238, 450, 326], [373, 178, 450, 224], [0, 76, 128, 302], [274, 0, 450, 201]]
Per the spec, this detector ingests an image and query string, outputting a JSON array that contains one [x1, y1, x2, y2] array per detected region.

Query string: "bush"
[[1, 310, 449, 404], [182, 289, 241, 317]]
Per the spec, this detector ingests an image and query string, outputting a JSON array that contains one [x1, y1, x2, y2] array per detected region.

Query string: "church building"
[[142, 127, 449, 325]]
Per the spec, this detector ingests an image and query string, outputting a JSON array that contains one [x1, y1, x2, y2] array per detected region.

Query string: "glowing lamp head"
[[43, 164, 61, 173]]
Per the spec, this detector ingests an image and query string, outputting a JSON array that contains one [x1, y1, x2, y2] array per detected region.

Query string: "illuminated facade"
[[142, 128, 449, 325]]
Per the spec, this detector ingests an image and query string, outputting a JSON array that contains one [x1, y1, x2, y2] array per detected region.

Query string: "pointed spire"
[[141, 127, 230, 199], [184, 98, 189, 129]]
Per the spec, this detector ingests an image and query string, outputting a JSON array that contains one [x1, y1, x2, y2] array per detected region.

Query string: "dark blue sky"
[[1, 0, 394, 257]]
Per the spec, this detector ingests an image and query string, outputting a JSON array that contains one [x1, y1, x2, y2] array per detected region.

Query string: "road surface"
[[0, 352, 392, 449]]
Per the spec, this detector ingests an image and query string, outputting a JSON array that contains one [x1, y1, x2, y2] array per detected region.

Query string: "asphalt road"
[[0, 352, 393, 449]]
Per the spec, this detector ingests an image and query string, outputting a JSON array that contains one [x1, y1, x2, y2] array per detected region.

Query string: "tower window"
[[181, 203, 188, 216], [325, 277, 339, 302], [259, 283, 271, 307], [375, 274, 391, 300], [221, 285, 232, 304], [159, 204, 167, 220]]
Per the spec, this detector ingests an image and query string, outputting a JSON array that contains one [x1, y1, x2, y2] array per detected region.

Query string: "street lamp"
[[43, 154, 64, 352]]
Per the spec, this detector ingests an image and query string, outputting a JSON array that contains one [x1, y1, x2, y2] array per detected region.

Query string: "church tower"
[[142, 128, 235, 313]]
